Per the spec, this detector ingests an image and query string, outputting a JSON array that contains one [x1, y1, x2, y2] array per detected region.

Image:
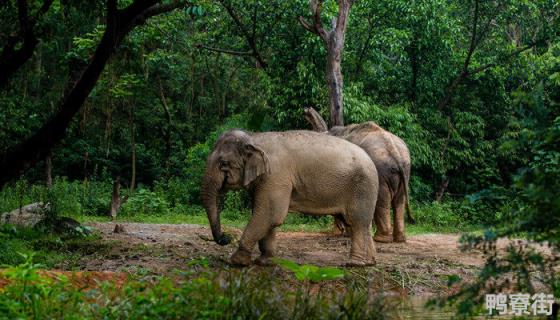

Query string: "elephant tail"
[[399, 166, 416, 224], [404, 180, 415, 224]]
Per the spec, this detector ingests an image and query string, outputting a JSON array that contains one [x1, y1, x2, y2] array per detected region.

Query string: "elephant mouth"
[[222, 171, 240, 188]]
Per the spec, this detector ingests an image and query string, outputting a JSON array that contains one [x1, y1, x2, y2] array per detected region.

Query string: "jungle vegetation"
[[0, 0, 559, 318]]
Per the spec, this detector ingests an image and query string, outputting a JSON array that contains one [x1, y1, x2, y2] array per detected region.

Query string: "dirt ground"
[[72, 222, 495, 296]]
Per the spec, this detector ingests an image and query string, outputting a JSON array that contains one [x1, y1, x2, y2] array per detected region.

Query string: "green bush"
[[412, 201, 465, 228], [121, 189, 170, 216], [221, 190, 251, 221], [0, 224, 97, 267], [0, 257, 392, 319], [154, 177, 192, 207], [77, 180, 112, 216]]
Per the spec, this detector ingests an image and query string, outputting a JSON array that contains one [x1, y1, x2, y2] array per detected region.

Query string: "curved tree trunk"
[[303, 107, 328, 132], [0, 0, 192, 187]]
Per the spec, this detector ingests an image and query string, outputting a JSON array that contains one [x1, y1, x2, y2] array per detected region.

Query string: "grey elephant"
[[304, 107, 414, 243], [201, 129, 378, 266]]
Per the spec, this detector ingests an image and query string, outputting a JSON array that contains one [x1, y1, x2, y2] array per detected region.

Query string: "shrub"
[[154, 177, 192, 207], [0, 257, 393, 319], [221, 190, 251, 220], [121, 189, 170, 216], [412, 201, 465, 228], [78, 180, 112, 216]]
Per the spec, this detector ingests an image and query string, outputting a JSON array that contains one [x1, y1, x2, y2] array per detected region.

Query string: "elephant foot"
[[373, 233, 393, 243], [394, 234, 406, 243], [346, 257, 376, 267], [230, 250, 252, 266], [254, 255, 273, 266]]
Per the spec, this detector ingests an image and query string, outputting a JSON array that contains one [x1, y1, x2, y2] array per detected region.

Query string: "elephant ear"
[[243, 144, 270, 187]]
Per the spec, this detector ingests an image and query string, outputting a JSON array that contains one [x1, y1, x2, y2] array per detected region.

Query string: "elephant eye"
[[219, 160, 230, 168]]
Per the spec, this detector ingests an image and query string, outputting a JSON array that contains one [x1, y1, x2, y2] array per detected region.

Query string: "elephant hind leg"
[[373, 206, 393, 243], [392, 191, 406, 243], [347, 223, 376, 266], [373, 182, 393, 243], [345, 200, 376, 266]]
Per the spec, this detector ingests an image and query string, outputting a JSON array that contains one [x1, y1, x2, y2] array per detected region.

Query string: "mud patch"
[[0, 269, 128, 289], [72, 222, 489, 295]]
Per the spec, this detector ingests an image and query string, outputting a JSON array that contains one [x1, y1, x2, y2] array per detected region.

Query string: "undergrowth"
[[0, 255, 393, 320], [0, 224, 108, 268], [1, 179, 488, 234]]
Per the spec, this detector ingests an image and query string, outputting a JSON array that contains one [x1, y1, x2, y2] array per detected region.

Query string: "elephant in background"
[[201, 129, 379, 266], [304, 107, 414, 243]]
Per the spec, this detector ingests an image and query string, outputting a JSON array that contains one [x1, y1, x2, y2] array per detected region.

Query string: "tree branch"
[[298, 0, 328, 42], [0, 0, 189, 186], [469, 43, 535, 75], [463, 0, 480, 72], [0, 0, 54, 88], [437, 0, 481, 110], [195, 44, 253, 56], [334, 0, 353, 36], [217, 0, 267, 68], [298, 16, 316, 33]]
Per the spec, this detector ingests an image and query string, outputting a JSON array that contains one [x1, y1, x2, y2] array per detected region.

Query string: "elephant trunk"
[[201, 159, 231, 246]]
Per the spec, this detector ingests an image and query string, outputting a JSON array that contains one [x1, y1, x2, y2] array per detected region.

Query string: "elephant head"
[[201, 130, 270, 246]]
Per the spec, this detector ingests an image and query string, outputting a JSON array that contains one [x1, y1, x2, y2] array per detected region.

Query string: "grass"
[[0, 224, 112, 269], [0, 255, 396, 320], [1, 178, 486, 235], [71, 207, 481, 234]]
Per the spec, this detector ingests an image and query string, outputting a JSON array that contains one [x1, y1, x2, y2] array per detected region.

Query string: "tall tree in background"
[[0, 0, 192, 187], [299, 0, 354, 126]]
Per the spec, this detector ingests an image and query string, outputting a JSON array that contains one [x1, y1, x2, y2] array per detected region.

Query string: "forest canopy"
[[0, 0, 558, 203], [0, 0, 559, 318]]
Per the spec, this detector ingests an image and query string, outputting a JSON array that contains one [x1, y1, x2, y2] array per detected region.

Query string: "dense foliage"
[[1, 0, 557, 208], [0, 255, 392, 320], [1, 0, 559, 317]]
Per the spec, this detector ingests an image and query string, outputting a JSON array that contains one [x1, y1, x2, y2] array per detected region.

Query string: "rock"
[[0, 202, 50, 227]]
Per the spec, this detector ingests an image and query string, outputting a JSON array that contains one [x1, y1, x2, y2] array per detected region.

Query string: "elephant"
[[201, 129, 379, 266], [304, 107, 414, 243]]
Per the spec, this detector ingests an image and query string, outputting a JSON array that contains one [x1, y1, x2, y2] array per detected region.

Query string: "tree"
[[299, 0, 354, 126], [0, 0, 192, 187], [0, 0, 55, 88]]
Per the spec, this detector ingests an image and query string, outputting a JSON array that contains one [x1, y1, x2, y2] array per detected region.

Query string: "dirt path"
[[78, 222, 487, 295]]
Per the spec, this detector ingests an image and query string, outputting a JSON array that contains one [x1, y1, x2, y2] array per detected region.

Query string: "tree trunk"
[[109, 177, 121, 219], [303, 107, 328, 132], [158, 78, 173, 178], [45, 153, 52, 188], [299, 0, 353, 127], [129, 104, 136, 193], [326, 44, 344, 126], [0, 1, 192, 187], [406, 33, 419, 104], [435, 177, 449, 202]]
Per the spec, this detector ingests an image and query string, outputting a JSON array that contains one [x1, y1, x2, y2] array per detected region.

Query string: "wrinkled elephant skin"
[[201, 130, 379, 266]]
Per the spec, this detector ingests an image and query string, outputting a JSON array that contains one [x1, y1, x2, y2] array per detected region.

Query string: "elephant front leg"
[[231, 215, 270, 266], [255, 229, 277, 266], [231, 192, 289, 266]]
